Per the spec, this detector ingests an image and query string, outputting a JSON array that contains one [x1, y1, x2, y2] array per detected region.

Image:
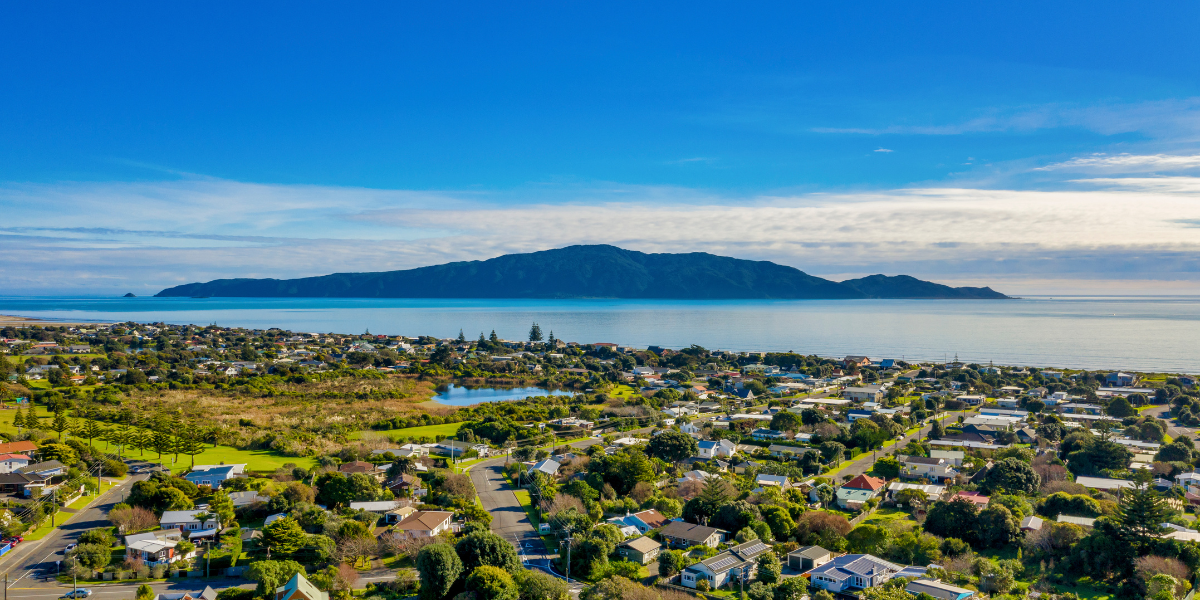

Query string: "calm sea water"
[[433, 384, 576, 406], [2, 296, 1200, 372]]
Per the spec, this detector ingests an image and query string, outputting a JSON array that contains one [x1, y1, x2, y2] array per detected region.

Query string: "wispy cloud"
[[874, 148, 894, 153], [810, 97, 1200, 140], [1037, 153, 1200, 172], [666, 157, 717, 165]]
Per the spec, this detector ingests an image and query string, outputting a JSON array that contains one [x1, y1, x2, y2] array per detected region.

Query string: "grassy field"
[[860, 507, 916, 527], [0, 404, 54, 437], [158, 445, 319, 473], [364, 422, 463, 440]]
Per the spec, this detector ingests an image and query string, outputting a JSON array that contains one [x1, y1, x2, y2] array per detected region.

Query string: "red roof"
[[0, 441, 38, 454], [953, 491, 991, 505], [633, 509, 670, 529], [842, 474, 886, 491], [0, 454, 29, 461]]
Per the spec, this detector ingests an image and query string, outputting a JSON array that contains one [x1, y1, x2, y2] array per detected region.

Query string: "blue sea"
[[2, 296, 1200, 372]]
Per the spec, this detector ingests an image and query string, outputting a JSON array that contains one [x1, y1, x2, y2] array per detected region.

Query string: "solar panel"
[[710, 558, 736, 570]]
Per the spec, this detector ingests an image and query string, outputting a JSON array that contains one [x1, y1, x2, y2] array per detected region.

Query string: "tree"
[[514, 568, 570, 600], [466, 565, 517, 600], [69, 543, 113, 570], [39, 442, 78, 465], [760, 505, 797, 541], [1107, 397, 1136, 418], [1117, 480, 1170, 550], [246, 560, 306, 599], [646, 430, 698, 464], [983, 457, 1041, 495], [773, 577, 808, 600], [658, 549, 683, 578], [975, 505, 1020, 548], [1155, 441, 1192, 463], [756, 551, 781, 584], [851, 419, 887, 451], [928, 419, 944, 440], [770, 412, 801, 433], [12, 407, 23, 432], [263, 516, 307, 556], [50, 410, 71, 440], [529, 323, 543, 342], [136, 584, 154, 600], [455, 531, 521, 573], [416, 543, 463, 600], [847, 524, 892, 555], [872, 456, 901, 479], [924, 498, 980, 541], [800, 408, 823, 428]]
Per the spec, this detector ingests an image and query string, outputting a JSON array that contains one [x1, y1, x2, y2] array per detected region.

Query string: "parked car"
[[61, 589, 92, 599], [63, 543, 77, 552]]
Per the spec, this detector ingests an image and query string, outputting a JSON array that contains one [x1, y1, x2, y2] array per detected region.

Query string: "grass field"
[[158, 445, 319, 473], [364, 422, 463, 440], [860, 507, 916, 527]]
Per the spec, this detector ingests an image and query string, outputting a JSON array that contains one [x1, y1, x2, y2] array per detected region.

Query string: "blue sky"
[[3, 2, 1200, 294]]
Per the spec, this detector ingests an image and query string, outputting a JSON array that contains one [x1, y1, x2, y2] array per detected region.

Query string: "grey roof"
[[903, 456, 944, 465], [660, 520, 723, 542], [1020, 515, 1044, 530], [805, 553, 903, 580], [690, 540, 771, 574], [789, 545, 831, 560], [618, 536, 662, 553], [906, 579, 975, 600]]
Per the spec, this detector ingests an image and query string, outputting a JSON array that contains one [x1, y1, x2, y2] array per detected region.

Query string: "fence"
[[848, 504, 879, 526]]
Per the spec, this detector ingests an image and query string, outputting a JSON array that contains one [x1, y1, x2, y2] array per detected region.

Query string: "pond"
[[431, 383, 576, 406]]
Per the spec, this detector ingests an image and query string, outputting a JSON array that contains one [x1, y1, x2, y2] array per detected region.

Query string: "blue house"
[[184, 463, 247, 488], [805, 554, 926, 593], [905, 579, 976, 600]]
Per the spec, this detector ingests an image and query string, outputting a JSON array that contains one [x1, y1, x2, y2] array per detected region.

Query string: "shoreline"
[[0, 314, 108, 326]]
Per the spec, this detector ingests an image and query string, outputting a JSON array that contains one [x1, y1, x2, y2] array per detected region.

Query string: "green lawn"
[[0, 404, 54, 437], [860, 508, 916, 527], [159, 445, 318, 473], [367, 422, 463, 440]]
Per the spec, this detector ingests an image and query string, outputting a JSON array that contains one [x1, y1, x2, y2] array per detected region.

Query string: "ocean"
[[2, 296, 1199, 372]]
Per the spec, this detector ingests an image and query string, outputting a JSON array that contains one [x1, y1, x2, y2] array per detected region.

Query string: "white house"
[[805, 554, 927, 594], [391, 510, 453, 539], [0, 454, 31, 474], [160, 510, 221, 538], [929, 450, 964, 466], [900, 456, 957, 483], [697, 440, 737, 459], [681, 540, 771, 589]]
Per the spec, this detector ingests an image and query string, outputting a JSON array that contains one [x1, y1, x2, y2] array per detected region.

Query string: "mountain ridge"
[[155, 245, 1009, 300]]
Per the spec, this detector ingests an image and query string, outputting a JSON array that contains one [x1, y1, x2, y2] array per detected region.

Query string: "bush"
[[215, 589, 255, 600], [696, 579, 710, 592]]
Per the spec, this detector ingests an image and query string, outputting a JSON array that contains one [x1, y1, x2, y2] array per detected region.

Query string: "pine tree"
[[548, 331, 556, 345], [478, 332, 486, 344], [1117, 476, 1170, 549], [699, 475, 732, 506], [22, 408, 38, 430], [489, 330, 499, 342], [457, 330, 466, 344], [528, 323, 543, 342], [12, 407, 23, 431], [50, 411, 71, 440]]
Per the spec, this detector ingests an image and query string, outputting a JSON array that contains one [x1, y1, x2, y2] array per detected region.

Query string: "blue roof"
[[185, 465, 237, 479], [805, 554, 904, 580]]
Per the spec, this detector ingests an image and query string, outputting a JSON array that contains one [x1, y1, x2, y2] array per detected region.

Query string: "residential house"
[[385, 473, 425, 498], [809, 483, 834, 505], [617, 536, 662, 565], [339, 461, 385, 477], [955, 395, 985, 406], [787, 545, 832, 571], [183, 464, 247, 489], [0, 454, 30, 474], [160, 510, 221, 539], [843, 356, 872, 367], [837, 475, 886, 510], [155, 587, 218, 600], [0, 472, 50, 497], [1057, 515, 1096, 528], [929, 450, 964, 467], [659, 521, 726, 549], [681, 540, 771, 590], [950, 491, 990, 509], [905, 579, 976, 600], [754, 474, 789, 492], [1074, 476, 1135, 492], [843, 385, 884, 402], [767, 445, 815, 459], [1020, 516, 1044, 531], [750, 428, 790, 441], [125, 530, 184, 566], [527, 459, 561, 477], [697, 440, 737, 460], [1106, 372, 1137, 386], [275, 573, 329, 600], [433, 440, 491, 458], [805, 554, 926, 594], [0, 441, 37, 456], [887, 482, 945, 503], [370, 444, 429, 459], [15, 460, 63, 478], [900, 456, 957, 483], [227, 491, 269, 508], [391, 510, 453, 539], [608, 509, 670, 534], [677, 470, 718, 484]]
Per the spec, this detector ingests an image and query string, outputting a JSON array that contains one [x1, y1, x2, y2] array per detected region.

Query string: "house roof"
[[929, 450, 964, 460], [632, 509, 670, 529], [906, 579, 975, 600], [619, 536, 662, 553], [1057, 515, 1096, 527], [805, 553, 903, 580], [690, 541, 771, 575], [1020, 516, 1043, 530], [0, 454, 30, 462], [951, 491, 990, 506], [660, 521, 722, 542], [903, 456, 944, 465], [393, 510, 453, 531], [160, 510, 210, 524], [842, 474, 886, 491], [789, 545, 831, 560], [16, 460, 64, 473], [276, 573, 329, 600], [338, 460, 378, 473], [528, 459, 560, 475], [837, 488, 875, 502]]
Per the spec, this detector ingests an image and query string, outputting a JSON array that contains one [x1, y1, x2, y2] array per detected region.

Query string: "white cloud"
[[1037, 153, 1200, 172], [3, 170, 1200, 293], [874, 148, 894, 153], [811, 97, 1200, 140]]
